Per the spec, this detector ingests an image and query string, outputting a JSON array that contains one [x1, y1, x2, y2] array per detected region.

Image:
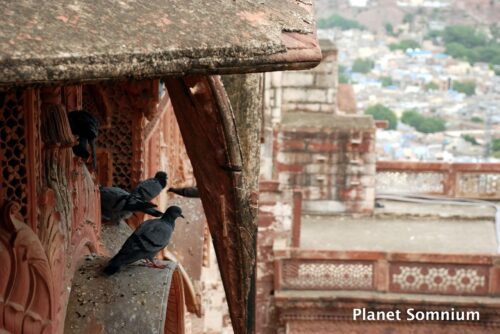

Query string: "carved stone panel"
[[0, 202, 55, 334]]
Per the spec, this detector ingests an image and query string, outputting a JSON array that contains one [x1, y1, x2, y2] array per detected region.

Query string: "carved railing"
[[274, 247, 500, 297], [376, 162, 500, 199]]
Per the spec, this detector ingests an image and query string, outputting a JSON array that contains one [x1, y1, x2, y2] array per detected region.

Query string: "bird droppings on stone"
[[65, 256, 177, 333]]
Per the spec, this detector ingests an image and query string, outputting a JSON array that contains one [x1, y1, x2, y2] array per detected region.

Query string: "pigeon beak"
[[180, 214, 185, 218]]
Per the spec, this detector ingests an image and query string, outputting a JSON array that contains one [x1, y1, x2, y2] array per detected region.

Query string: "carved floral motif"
[[0, 202, 54, 334]]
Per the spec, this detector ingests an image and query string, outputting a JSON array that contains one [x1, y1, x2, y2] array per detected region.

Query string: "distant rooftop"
[[319, 38, 337, 52], [301, 199, 498, 254], [0, 0, 321, 85], [282, 112, 374, 129]]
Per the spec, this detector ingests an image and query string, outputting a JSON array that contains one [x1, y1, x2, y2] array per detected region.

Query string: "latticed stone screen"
[[0, 90, 29, 221], [390, 263, 489, 295], [376, 171, 445, 194], [458, 173, 500, 198], [83, 86, 134, 189], [281, 260, 374, 290]]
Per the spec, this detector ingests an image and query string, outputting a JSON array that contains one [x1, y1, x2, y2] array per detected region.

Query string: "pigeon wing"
[[100, 186, 129, 217], [131, 179, 163, 202], [135, 220, 173, 253], [68, 111, 99, 139], [107, 233, 149, 269], [122, 195, 157, 212]]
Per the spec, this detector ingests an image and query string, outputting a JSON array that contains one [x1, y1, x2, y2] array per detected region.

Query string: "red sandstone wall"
[[256, 181, 295, 334], [274, 126, 375, 214]]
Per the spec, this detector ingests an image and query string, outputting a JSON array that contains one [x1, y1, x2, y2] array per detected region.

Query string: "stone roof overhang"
[[0, 0, 321, 86]]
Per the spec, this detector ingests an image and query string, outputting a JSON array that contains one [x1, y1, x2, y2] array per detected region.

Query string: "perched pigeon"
[[103, 206, 184, 275], [68, 110, 100, 170], [168, 186, 200, 198], [100, 186, 162, 225], [131, 171, 168, 202]]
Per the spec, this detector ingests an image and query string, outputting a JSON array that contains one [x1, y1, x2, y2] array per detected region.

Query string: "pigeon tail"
[[103, 262, 120, 276], [90, 138, 97, 170], [72, 139, 90, 160], [168, 187, 200, 198], [123, 197, 157, 212], [143, 207, 163, 217]]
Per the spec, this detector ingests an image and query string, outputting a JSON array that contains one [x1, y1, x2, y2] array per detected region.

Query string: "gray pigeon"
[[68, 110, 100, 170], [168, 186, 200, 198], [100, 186, 162, 225], [103, 206, 184, 275], [131, 171, 168, 202]]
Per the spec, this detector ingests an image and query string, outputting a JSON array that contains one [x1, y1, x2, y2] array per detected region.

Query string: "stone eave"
[[0, 0, 321, 86]]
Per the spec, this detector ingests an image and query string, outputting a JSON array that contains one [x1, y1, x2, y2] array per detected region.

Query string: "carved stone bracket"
[[165, 76, 257, 334], [38, 86, 101, 332], [0, 201, 55, 334]]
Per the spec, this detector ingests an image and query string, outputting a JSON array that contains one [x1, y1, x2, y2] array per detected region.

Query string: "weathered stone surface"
[[281, 112, 374, 129], [65, 256, 177, 334], [165, 75, 257, 334], [0, 0, 321, 85], [222, 73, 263, 196], [272, 113, 376, 214]]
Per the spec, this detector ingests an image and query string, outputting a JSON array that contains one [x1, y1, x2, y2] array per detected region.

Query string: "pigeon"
[[103, 206, 184, 275], [100, 186, 162, 225], [131, 171, 168, 202], [168, 186, 200, 198], [68, 110, 100, 170]]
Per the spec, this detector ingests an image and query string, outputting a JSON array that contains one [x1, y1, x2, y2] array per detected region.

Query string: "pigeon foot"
[[144, 259, 167, 269]]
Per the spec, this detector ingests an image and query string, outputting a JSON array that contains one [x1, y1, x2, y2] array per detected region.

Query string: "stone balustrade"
[[376, 161, 500, 199], [274, 247, 500, 297]]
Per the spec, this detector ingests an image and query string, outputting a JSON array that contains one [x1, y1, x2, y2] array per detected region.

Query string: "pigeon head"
[[154, 171, 168, 187], [163, 205, 184, 220], [155, 171, 167, 180]]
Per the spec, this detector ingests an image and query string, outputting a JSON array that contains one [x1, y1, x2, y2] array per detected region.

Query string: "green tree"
[[338, 65, 349, 83], [471, 116, 483, 123], [445, 42, 473, 61], [352, 58, 375, 73], [385, 22, 395, 36], [443, 25, 487, 48], [438, 25, 500, 66], [402, 110, 446, 133], [318, 15, 365, 30], [492, 138, 500, 153], [425, 30, 441, 42], [425, 82, 439, 91], [389, 39, 421, 51], [403, 13, 415, 24], [401, 110, 423, 126], [365, 104, 398, 130], [381, 76, 393, 87], [338, 73, 349, 83], [417, 117, 446, 133], [462, 134, 479, 145], [473, 45, 500, 64], [452, 81, 476, 96], [491, 24, 500, 42]]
